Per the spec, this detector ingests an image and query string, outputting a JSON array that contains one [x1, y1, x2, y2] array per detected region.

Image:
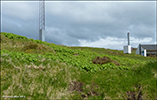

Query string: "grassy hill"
[[1, 32, 157, 99]]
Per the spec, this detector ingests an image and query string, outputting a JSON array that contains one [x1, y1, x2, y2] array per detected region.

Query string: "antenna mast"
[[39, 0, 45, 41]]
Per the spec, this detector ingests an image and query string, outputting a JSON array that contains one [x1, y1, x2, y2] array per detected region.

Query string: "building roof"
[[141, 44, 157, 50]]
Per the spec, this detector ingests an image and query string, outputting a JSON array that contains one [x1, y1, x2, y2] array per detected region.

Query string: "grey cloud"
[[2, 1, 39, 39], [2, 2, 38, 20], [1, 1, 156, 49], [45, 2, 155, 40], [2, 14, 39, 39]]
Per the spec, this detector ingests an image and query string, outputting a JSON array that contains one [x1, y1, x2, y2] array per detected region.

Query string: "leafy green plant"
[[1, 32, 28, 40]]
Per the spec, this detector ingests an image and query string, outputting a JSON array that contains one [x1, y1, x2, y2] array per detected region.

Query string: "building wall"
[[136, 45, 145, 56], [136, 45, 139, 54], [141, 47, 145, 56], [123, 45, 131, 54], [136, 45, 144, 54]]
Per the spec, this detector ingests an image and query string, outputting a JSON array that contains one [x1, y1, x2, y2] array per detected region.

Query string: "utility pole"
[[39, 0, 45, 41]]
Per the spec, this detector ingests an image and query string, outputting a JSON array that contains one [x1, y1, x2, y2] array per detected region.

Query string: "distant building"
[[123, 32, 131, 54], [136, 44, 157, 57]]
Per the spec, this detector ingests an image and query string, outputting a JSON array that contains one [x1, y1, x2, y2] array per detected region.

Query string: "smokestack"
[[127, 32, 130, 45]]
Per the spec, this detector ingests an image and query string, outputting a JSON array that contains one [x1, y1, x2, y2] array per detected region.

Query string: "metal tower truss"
[[39, 0, 45, 30], [39, 0, 45, 41]]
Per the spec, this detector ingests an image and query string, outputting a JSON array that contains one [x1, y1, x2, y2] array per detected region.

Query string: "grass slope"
[[1, 32, 157, 99]]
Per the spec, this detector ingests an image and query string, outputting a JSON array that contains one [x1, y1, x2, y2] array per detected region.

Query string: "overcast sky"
[[1, 1, 156, 50]]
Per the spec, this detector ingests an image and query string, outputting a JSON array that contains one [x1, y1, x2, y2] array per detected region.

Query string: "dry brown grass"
[[22, 42, 55, 54], [1, 54, 80, 99]]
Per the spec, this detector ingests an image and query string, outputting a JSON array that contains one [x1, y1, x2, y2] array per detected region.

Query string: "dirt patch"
[[92, 56, 111, 65], [92, 56, 120, 66], [69, 81, 101, 99], [68, 81, 84, 92], [126, 85, 143, 100], [81, 83, 101, 99], [127, 91, 142, 100]]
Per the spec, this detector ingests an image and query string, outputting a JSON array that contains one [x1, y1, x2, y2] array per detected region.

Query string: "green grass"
[[1, 32, 157, 99]]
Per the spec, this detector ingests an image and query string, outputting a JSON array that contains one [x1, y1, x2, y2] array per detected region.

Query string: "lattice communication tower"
[[39, 0, 45, 41]]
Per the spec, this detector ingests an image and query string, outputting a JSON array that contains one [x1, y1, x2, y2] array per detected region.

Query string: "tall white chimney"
[[128, 32, 130, 45]]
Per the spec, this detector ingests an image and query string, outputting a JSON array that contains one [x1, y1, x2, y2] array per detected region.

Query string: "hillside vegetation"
[[1, 32, 157, 99]]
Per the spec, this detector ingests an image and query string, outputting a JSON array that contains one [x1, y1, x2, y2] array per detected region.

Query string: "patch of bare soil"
[[81, 83, 100, 99], [92, 56, 111, 65], [68, 81, 84, 92], [92, 56, 120, 66], [126, 85, 143, 100], [68, 81, 101, 99]]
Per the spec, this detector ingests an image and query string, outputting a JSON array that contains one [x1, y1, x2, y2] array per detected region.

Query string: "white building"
[[123, 32, 131, 54], [136, 44, 157, 57], [123, 45, 131, 54]]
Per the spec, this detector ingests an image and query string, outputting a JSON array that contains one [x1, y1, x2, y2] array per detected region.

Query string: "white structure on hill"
[[123, 32, 131, 54], [136, 44, 157, 57]]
